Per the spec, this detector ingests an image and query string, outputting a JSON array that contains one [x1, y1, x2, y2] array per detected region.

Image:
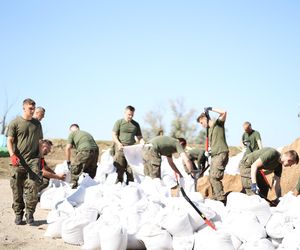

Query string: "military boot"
[[25, 213, 34, 226], [14, 212, 24, 225]]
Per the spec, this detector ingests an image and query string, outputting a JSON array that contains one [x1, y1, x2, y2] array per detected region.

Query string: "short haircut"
[[36, 106, 45, 113], [243, 121, 251, 127], [69, 123, 80, 129], [41, 139, 53, 146], [285, 150, 299, 164], [23, 98, 36, 106], [177, 137, 187, 147], [125, 105, 135, 112], [196, 112, 207, 122]]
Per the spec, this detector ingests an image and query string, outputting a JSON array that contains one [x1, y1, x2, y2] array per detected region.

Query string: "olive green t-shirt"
[[68, 130, 98, 151], [209, 119, 229, 156], [113, 119, 142, 145], [187, 148, 205, 161], [242, 130, 261, 154], [149, 136, 184, 156], [6, 116, 43, 162], [243, 147, 282, 177]]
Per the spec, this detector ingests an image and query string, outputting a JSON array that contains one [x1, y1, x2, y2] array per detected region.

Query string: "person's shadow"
[[32, 219, 47, 226]]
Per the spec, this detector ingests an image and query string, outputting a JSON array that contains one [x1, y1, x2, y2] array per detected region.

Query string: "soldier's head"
[[243, 121, 252, 133], [69, 124, 80, 132], [22, 98, 36, 119], [124, 105, 135, 122], [33, 106, 45, 121], [197, 113, 209, 128], [281, 150, 299, 167], [40, 139, 53, 155]]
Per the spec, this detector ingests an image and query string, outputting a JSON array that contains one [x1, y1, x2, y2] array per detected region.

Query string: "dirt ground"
[[0, 139, 300, 249]]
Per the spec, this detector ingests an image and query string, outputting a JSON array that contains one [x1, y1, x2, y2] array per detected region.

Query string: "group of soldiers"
[[6, 98, 300, 226]]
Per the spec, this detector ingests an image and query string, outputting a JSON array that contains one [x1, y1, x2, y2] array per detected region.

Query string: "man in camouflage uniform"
[[239, 147, 299, 198], [66, 124, 99, 188], [142, 136, 193, 180], [186, 147, 207, 172], [6, 98, 43, 225], [197, 107, 229, 203], [112, 105, 143, 184], [241, 121, 263, 155]]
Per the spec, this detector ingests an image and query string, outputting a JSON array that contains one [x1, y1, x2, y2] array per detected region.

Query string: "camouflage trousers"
[[240, 162, 270, 197], [142, 145, 162, 179], [70, 148, 99, 188], [10, 158, 41, 216], [209, 152, 229, 201], [113, 148, 134, 184]]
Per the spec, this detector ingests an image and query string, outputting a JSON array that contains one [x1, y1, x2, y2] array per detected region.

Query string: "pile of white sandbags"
[[40, 146, 300, 250]]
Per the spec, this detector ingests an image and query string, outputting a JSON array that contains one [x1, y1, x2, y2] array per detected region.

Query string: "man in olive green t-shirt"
[[6, 98, 43, 226], [66, 124, 99, 188], [197, 107, 229, 203], [239, 147, 299, 199], [186, 147, 206, 172], [112, 105, 143, 184], [241, 121, 263, 155], [142, 136, 193, 181]]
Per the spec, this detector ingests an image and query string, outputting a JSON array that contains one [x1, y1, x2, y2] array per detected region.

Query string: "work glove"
[[67, 161, 71, 169], [10, 154, 20, 167], [251, 183, 260, 194], [204, 107, 212, 113]]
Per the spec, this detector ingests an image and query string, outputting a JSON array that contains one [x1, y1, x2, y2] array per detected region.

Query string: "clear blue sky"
[[1, 1, 300, 148]]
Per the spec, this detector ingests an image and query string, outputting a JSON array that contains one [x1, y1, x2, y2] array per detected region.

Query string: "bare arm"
[[180, 152, 193, 175], [250, 158, 264, 184], [7, 136, 14, 157], [167, 156, 183, 177], [211, 108, 227, 122], [65, 144, 72, 162], [112, 131, 123, 150], [257, 139, 263, 149], [42, 166, 66, 180]]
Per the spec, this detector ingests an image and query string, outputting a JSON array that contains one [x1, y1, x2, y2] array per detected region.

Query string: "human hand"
[[251, 183, 260, 194], [10, 154, 20, 167], [204, 107, 212, 113], [57, 173, 66, 181]]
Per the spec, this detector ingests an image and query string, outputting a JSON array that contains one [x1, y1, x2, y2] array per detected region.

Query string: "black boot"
[[25, 213, 34, 226], [14, 213, 24, 225]]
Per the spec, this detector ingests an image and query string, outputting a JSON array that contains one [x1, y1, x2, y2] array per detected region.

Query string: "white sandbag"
[[61, 217, 90, 245], [55, 199, 75, 217], [265, 212, 294, 239], [123, 144, 144, 176], [96, 149, 115, 175], [137, 224, 172, 250], [121, 183, 142, 208], [83, 184, 103, 206], [279, 228, 300, 249], [172, 235, 194, 250], [223, 210, 266, 243], [204, 199, 227, 222], [194, 226, 235, 250], [75, 206, 99, 223], [99, 217, 127, 250], [44, 217, 66, 239], [159, 201, 194, 237], [78, 173, 98, 188], [54, 161, 71, 183], [66, 186, 86, 206], [81, 220, 101, 250], [226, 192, 271, 226], [225, 151, 244, 175], [239, 238, 275, 250], [40, 184, 69, 210]]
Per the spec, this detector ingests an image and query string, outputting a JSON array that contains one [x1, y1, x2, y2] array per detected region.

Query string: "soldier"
[[241, 121, 262, 155], [197, 107, 229, 204], [142, 136, 193, 179], [112, 105, 143, 184], [38, 139, 66, 193], [239, 147, 299, 199], [6, 98, 43, 225], [33, 106, 45, 122], [65, 124, 99, 188]]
